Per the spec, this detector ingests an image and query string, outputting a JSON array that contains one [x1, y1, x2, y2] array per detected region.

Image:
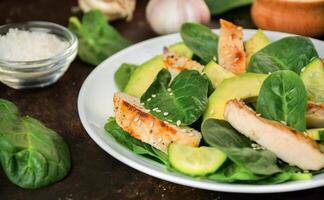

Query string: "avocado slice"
[[124, 56, 164, 97], [305, 128, 324, 141], [301, 58, 324, 103], [203, 61, 236, 88], [169, 42, 193, 58], [124, 42, 194, 97], [245, 29, 270, 65], [204, 73, 267, 120]]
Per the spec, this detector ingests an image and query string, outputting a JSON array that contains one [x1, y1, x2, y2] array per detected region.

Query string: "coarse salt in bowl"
[[0, 21, 78, 89]]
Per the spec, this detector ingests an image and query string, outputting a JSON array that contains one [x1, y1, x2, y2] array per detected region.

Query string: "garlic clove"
[[146, 0, 211, 35], [79, 0, 136, 21]]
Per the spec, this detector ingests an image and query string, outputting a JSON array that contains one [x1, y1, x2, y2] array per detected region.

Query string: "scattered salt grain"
[[0, 28, 69, 61]]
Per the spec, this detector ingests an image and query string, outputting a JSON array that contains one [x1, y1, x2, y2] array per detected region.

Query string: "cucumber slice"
[[301, 58, 324, 102], [305, 128, 324, 141], [168, 144, 226, 176]]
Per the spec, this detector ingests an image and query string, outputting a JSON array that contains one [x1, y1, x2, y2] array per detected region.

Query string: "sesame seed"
[[140, 102, 144, 105], [212, 56, 217, 61], [152, 107, 158, 111], [163, 112, 169, 116], [280, 120, 287, 125], [150, 122, 154, 127], [268, 72, 272, 75], [234, 57, 239, 62], [151, 94, 156, 98], [133, 117, 139, 122], [147, 98, 151, 102], [256, 113, 261, 117], [167, 88, 172, 92], [176, 120, 181, 126], [169, 92, 173, 96], [156, 110, 161, 113], [137, 120, 142, 126], [301, 67, 306, 73]]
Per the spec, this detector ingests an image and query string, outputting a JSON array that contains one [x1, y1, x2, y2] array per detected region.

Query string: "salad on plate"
[[105, 19, 324, 184]]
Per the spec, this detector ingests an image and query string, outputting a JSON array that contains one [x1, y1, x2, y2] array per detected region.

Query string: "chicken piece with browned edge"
[[224, 99, 324, 170], [113, 92, 202, 153], [218, 19, 246, 74]]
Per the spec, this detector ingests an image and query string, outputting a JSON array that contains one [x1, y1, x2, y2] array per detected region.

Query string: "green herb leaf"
[[202, 119, 281, 175], [256, 70, 308, 131], [0, 99, 71, 189], [247, 36, 318, 74], [68, 10, 131, 66], [104, 117, 168, 165], [180, 23, 218, 64], [114, 63, 137, 91], [208, 161, 265, 183], [205, 0, 253, 15], [141, 69, 209, 125]]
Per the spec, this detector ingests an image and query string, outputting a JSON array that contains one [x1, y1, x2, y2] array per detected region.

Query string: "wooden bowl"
[[251, 0, 324, 37]]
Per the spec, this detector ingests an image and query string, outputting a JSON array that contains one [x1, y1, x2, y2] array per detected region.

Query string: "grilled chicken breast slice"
[[218, 19, 246, 75], [307, 101, 324, 128], [114, 92, 202, 152], [224, 99, 324, 170], [162, 50, 204, 78]]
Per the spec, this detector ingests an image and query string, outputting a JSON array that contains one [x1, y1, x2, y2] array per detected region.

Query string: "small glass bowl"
[[0, 21, 78, 89]]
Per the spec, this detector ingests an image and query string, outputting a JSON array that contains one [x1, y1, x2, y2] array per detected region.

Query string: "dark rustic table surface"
[[0, 0, 323, 200]]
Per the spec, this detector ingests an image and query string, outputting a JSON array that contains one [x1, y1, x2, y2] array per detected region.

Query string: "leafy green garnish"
[[247, 36, 318, 74], [141, 69, 209, 125], [0, 99, 71, 189], [205, 0, 253, 15], [202, 119, 281, 175], [256, 70, 308, 131], [68, 10, 131, 66], [114, 63, 137, 91], [180, 23, 218, 64], [104, 117, 168, 165]]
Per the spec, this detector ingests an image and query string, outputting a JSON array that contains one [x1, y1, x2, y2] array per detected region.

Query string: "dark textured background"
[[0, 0, 323, 199]]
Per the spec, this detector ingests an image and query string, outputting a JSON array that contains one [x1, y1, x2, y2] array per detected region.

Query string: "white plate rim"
[[78, 29, 324, 193]]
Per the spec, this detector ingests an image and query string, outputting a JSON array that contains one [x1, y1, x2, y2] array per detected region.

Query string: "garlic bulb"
[[79, 0, 136, 21], [146, 0, 211, 35]]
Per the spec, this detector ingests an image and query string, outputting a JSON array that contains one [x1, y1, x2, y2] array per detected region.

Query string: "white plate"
[[78, 30, 324, 193]]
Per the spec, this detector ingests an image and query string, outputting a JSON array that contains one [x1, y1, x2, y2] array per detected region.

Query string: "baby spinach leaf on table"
[[104, 117, 168, 165], [180, 23, 219, 64], [205, 0, 253, 15], [114, 63, 137, 91], [0, 99, 71, 189], [202, 119, 281, 175], [256, 70, 308, 131], [69, 10, 131, 66], [141, 69, 209, 125], [247, 36, 318, 74]]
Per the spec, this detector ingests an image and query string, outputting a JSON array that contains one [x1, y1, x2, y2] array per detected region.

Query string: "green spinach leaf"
[[114, 63, 137, 91], [69, 10, 131, 66], [141, 69, 209, 125], [0, 99, 71, 189], [205, 0, 253, 15], [208, 161, 265, 183], [256, 70, 308, 131], [180, 23, 218, 64], [247, 36, 318, 74], [202, 119, 281, 175], [104, 117, 168, 165]]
